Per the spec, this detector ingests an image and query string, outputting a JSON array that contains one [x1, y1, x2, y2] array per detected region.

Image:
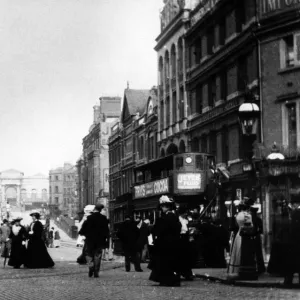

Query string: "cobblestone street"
[[0, 245, 298, 300]]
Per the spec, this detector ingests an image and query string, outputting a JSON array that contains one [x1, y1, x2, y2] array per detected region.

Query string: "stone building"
[[76, 96, 121, 216], [108, 87, 153, 232], [49, 163, 78, 217], [156, 0, 200, 156], [0, 169, 49, 218]]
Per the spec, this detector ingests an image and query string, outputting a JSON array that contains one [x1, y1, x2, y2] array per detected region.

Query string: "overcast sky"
[[0, 0, 162, 176]]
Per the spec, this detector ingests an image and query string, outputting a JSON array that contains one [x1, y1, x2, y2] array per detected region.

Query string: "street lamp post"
[[238, 89, 260, 199]]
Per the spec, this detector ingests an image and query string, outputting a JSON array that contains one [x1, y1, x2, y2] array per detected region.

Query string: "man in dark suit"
[[79, 203, 109, 278], [117, 215, 141, 272]]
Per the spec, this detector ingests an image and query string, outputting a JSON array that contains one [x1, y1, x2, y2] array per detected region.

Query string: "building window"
[[225, 10, 236, 40], [159, 57, 164, 86], [282, 101, 299, 152], [195, 37, 202, 64], [166, 96, 170, 126], [55, 186, 59, 193], [55, 197, 59, 204], [280, 33, 300, 69], [208, 76, 216, 108], [222, 127, 229, 162], [171, 44, 176, 78], [207, 27, 214, 55], [191, 138, 199, 152], [172, 91, 177, 123], [160, 101, 164, 129], [195, 85, 202, 113], [139, 136, 144, 159], [55, 176, 59, 181], [179, 88, 184, 119], [201, 135, 208, 153], [178, 38, 183, 75]]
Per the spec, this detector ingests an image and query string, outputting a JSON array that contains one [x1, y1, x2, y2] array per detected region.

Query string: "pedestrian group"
[[0, 212, 54, 269]]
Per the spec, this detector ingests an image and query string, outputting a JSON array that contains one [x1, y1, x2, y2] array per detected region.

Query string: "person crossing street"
[[79, 203, 109, 278]]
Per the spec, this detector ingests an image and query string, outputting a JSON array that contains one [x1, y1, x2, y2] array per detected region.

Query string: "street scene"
[[1, 0, 300, 299]]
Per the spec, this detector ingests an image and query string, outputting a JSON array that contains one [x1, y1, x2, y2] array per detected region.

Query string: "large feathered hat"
[[159, 195, 173, 205]]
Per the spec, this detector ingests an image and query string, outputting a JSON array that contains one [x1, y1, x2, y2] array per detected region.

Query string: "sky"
[[0, 0, 162, 176]]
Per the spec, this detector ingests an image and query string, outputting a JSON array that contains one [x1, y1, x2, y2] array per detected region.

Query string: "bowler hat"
[[94, 203, 104, 212]]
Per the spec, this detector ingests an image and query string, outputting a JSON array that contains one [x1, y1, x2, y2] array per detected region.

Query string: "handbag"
[[239, 224, 256, 237]]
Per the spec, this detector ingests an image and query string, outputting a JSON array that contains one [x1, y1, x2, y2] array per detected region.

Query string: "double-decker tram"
[[132, 152, 216, 221]]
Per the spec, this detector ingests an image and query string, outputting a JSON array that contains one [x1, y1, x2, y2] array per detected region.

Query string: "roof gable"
[[121, 89, 150, 123]]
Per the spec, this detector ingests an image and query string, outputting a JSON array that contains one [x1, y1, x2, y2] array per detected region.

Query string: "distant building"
[[108, 86, 154, 233], [76, 96, 121, 217], [0, 169, 49, 218], [49, 163, 78, 217]]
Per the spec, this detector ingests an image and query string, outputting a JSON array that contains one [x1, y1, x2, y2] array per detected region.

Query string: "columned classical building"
[[0, 169, 49, 219]]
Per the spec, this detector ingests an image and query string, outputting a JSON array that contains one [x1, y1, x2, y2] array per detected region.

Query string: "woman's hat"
[[11, 217, 22, 224], [159, 195, 173, 205], [30, 212, 40, 219]]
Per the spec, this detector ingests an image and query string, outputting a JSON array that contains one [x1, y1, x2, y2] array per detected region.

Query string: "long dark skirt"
[[8, 239, 26, 268], [178, 235, 194, 278], [149, 244, 180, 285], [25, 238, 55, 268]]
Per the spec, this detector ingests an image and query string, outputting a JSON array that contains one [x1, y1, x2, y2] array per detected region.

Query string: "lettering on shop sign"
[[134, 178, 169, 199], [260, 0, 300, 18], [177, 173, 201, 190]]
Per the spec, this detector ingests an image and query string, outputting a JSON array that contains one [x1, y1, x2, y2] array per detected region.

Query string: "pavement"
[[194, 268, 300, 288], [0, 244, 298, 299]]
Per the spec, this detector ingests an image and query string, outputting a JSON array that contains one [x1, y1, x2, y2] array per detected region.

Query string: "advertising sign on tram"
[[133, 178, 169, 199], [174, 172, 205, 194]]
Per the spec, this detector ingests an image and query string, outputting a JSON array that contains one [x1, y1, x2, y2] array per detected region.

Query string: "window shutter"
[[294, 33, 300, 65]]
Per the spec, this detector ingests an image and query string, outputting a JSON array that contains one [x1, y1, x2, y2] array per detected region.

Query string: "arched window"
[[139, 136, 144, 159], [159, 56, 164, 86], [164, 51, 170, 82], [148, 132, 155, 160], [191, 138, 199, 152], [171, 44, 176, 78], [166, 143, 178, 155], [177, 38, 183, 76]]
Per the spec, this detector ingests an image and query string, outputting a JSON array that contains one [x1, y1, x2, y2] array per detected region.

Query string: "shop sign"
[[260, 0, 300, 19], [177, 173, 201, 190], [134, 178, 169, 199]]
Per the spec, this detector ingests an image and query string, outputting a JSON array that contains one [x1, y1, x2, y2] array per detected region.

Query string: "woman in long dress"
[[149, 195, 181, 286], [24, 212, 55, 269], [8, 217, 27, 269], [227, 201, 257, 280]]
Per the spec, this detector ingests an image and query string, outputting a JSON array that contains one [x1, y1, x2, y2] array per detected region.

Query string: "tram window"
[[207, 156, 216, 169], [196, 155, 204, 169], [175, 157, 184, 170]]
